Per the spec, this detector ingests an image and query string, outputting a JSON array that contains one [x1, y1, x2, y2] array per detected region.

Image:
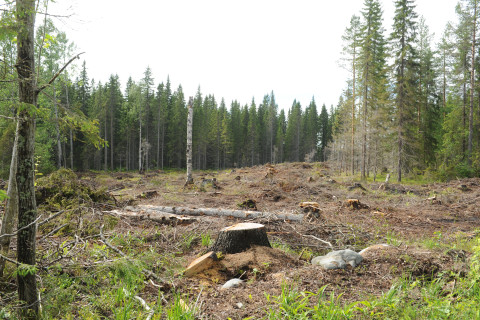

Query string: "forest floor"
[[1, 162, 480, 319]]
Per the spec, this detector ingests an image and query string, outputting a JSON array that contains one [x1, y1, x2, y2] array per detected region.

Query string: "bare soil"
[[74, 162, 479, 319]]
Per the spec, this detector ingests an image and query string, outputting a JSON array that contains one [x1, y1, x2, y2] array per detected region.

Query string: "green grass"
[[262, 238, 480, 320]]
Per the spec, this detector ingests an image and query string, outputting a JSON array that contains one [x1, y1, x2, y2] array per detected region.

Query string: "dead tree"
[[185, 96, 194, 186]]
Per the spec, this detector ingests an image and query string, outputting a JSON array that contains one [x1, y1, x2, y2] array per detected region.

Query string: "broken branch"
[[36, 52, 85, 94]]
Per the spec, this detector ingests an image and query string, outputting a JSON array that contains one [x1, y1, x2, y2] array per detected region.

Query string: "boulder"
[[311, 249, 363, 270]]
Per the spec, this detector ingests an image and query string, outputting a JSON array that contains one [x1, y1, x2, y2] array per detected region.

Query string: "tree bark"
[[15, 0, 39, 316], [186, 97, 193, 185], [127, 205, 304, 221], [212, 223, 271, 254], [54, 83, 62, 169], [468, 0, 477, 167], [0, 122, 19, 277]]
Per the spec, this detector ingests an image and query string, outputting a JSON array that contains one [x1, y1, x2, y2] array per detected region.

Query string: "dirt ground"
[[0, 163, 468, 319], [70, 162, 478, 319]]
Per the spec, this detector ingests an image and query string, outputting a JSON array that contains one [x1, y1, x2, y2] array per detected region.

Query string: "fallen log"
[[105, 209, 195, 225], [126, 205, 304, 221]]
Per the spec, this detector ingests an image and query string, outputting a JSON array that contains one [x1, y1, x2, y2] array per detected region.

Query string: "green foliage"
[[0, 189, 7, 201], [201, 233, 213, 247], [265, 284, 360, 319]]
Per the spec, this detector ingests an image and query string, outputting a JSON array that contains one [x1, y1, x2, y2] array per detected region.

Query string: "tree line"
[[330, 0, 480, 181], [0, 21, 334, 177]]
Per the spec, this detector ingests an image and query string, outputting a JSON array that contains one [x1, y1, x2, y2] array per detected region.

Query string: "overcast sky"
[[48, 0, 458, 110]]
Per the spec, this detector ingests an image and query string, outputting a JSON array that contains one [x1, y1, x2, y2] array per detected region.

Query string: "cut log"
[[127, 205, 304, 221], [105, 209, 195, 225], [184, 251, 218, 277], [212, 223, 271, 254]]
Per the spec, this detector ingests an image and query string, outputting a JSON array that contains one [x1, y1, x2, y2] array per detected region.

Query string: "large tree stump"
[[212, 223, 271, 254]]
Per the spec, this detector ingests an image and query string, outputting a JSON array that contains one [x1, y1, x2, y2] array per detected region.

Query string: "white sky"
[[47, 0, 458, 110]]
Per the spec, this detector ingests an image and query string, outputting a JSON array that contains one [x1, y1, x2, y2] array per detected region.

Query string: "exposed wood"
[[184, 251, 218, 277], [127, 205, 304, 221], [0, 122, 19, 277], [212, 223, 271, 254], [106, 209, 195, 225]]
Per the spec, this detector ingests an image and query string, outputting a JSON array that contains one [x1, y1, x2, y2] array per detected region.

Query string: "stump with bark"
[[212, 223, 271, 254]]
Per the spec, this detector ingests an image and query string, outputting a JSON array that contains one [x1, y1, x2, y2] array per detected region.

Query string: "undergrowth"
[[263, 238, 480, 320]]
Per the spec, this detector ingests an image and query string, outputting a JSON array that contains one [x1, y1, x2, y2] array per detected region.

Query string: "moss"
[[36, 168, 114, 209]]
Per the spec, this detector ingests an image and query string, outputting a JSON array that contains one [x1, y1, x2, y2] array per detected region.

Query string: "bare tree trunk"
[[110, 103, 114, 170], [468, 0, 477, 167], [54, 83, 62, 169], [138, 119, 142, 173], [351, 47, 356, 176], [0, 123, 19, 277], [15, 0, 39, 316], [104, 111, 107, 171], [65, 81, 74, 169], [186, 97, 193, 185]]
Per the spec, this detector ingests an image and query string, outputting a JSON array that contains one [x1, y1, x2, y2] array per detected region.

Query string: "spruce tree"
[[390, 0, 419, 181]]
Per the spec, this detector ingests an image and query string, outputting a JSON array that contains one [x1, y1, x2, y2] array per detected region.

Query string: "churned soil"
[[77, 164, 480, 318]]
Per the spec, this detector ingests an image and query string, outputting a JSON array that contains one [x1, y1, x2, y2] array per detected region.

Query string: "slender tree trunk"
[[361, 70, 368, 180], [15, 0, 39, 316], [104, 108, 107, 171], [138, 119, 142, 173], [463, 66, 467, 158], [186, 97, 193, 184], [0, 123, 19, 277], [352, 47, 356, 176], [65, 81, 74, 169], [54, 83, 62, 169], [110, 103, 114, 170], [157, 107, 161, 168], [468, 0, 477, 167]]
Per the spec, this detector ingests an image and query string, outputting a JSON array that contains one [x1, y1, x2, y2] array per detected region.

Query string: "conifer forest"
[[1, 0, 480, 181], [5, 0, 480, 319]]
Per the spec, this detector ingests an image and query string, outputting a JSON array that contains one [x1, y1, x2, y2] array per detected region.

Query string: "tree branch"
[[0, 215, 42, 240], [37, 210, 65, 226], [36, 52, 84, 94], [99, 225, 162, 281]]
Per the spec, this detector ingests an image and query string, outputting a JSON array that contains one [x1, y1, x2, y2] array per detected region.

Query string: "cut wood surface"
[[125, 205, 304, 221], [212, 222, 271, 254], [184, 251, 218, 277]]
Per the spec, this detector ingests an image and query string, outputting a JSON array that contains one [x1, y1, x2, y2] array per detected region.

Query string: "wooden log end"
[[184, 251, 218, 277]]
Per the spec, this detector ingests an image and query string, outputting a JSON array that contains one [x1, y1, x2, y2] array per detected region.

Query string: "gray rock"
[[311, 249, 363, 270], [221, 278, 244, 289]]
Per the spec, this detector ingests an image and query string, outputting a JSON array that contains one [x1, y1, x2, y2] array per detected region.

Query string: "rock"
[[221, 278, 244, 289], [235, 302, 244, 309], [311, 249, 363, 270]]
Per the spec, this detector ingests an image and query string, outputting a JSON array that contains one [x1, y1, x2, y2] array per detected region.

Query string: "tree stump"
[[212, 223, 271, 254]]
